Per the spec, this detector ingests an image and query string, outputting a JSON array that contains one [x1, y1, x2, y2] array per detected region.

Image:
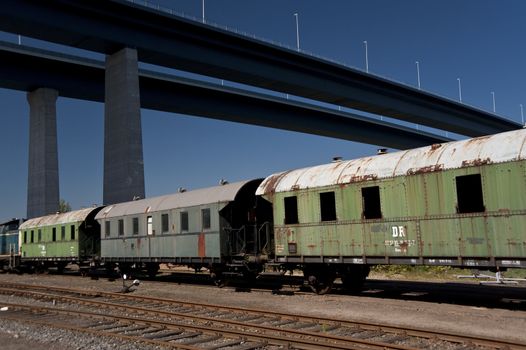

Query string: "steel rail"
[[0, 301, 398, 350], [0, 288, 412, 350], [0, 303, 204, 350], [0, 282, 524, 349]]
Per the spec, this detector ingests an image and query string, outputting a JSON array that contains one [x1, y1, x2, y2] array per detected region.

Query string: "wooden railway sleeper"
[[271, 319, 298, 327], [110, 324, 151, 333], [170, 306, 197, 313], [378, 334, 411, 344], [227, 341, 268, 350], [84, 320, 121, 328], [123, 327, 162, 337], [182, 334, 222, 345], [207, 311, 233, 318], [91, 322, 128, 331], [143, 329, 185, 339], [287, 321, 319, 330], [255, 316, 282, 324], [160, 331, 203, 342], [191, 309, 218, 317], [235, 314, 264, 322], [113, 324, 151, 333], [350, 329, 386, 339], [202, 338, 245, 350]]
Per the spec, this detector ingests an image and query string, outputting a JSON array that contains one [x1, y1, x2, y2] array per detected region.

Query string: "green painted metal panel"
[[484, 163, 526, 211], [270, 159, 526, 262], [419, 218, 459, 256], [21, 222, 80, 258], [457, 216, 489, 257], [489, 215, 526, 257], [380, 180, 408, 218], [100, 202, 224, 259]]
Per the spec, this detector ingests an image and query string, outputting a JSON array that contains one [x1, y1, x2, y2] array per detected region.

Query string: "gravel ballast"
[[0, 272, 525, 349]]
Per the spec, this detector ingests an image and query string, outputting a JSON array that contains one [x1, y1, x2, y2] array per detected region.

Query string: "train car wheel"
[[211, 272, 225, 288], [305, 267, 335, 295]]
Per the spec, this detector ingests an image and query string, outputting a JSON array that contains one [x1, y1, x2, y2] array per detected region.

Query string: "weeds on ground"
[[370, 265, 526, 281]]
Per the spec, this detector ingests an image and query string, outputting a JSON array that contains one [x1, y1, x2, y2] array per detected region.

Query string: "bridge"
[[0, 0, 518, 135], [0, 0, 520, 218], [0, 41, 446, 149]]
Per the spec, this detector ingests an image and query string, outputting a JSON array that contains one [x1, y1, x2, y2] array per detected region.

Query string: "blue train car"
[[0, 218, 23, 269]]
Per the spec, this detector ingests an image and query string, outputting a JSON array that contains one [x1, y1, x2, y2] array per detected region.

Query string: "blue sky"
[[1, 0, 525, 219]]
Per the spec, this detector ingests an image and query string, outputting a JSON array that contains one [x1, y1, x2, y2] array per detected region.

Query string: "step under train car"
[[256, 128, 526, 294], [95, 179, 273, 280], [18, 207, 103, 272]]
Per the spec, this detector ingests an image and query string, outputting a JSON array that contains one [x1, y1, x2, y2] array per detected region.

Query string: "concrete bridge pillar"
[[26, 88, 60, 218], [103, 47, 145, 205]]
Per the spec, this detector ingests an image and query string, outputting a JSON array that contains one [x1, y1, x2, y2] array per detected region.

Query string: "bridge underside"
[[0, 42, 449, 150], [0, 0, 520, 136]]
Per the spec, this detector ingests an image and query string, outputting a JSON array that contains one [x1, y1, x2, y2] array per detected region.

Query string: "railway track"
[[0, 282, 524, 350]]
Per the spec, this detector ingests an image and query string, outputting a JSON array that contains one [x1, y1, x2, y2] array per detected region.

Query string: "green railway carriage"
[[95, 179, 272, 278], [19, 207, 103, 271], [256, 128, 526, 293]]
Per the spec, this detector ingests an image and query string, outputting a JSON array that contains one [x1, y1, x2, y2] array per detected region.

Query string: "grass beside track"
[[370, 265, 526, 280]]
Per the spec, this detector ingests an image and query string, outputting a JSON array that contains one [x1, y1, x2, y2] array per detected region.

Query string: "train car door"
[[147, 216, 153, 258]]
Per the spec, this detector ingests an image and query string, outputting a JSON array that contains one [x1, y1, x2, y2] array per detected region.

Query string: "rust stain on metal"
[[406, 164, 444, 175], [461, 158, 492, 167], [350, 174, 378, 182], [259, 170, 291, 194], [257, 128, 526, 194], [198, 233, 206, 257], [465, 135, 491, 145]]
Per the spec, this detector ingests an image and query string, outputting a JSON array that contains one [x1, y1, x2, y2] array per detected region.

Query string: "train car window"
[[362, 186, 382, 219], [38, 229, 42, 242], [320, 192, 337, 221], [23, 231, 27, 244], [147, 216, 153, 235], [118, 219, 124, 236], [52, 228, 56, 242], [456, 174, 485, 213], [30, 230, 34, 243], [161, 214, 169, 233], [70, 225, 75, 240], [202, 209, 211, 230], [61, 226, 66, 240], [180, 212, 189, 232], [105, 221, 110, 237], [132, 218, 139, 235], [284, 196, 299, 224]]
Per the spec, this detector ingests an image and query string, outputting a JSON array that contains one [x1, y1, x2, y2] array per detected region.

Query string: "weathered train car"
[[19, 207, 103, 272], [257, 128, 526, 293], [0, 218, 23, 270], [95, 179, 272, 279]]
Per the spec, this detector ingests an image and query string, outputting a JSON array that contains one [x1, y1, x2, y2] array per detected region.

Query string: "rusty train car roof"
[[256, 128, 526, 195], [96, 179, 261, 220], [20, 207, 101, 230]]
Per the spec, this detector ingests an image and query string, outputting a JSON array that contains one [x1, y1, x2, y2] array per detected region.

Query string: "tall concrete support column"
[[27, 88, 60, 218], [103, 47, 145, 205]]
